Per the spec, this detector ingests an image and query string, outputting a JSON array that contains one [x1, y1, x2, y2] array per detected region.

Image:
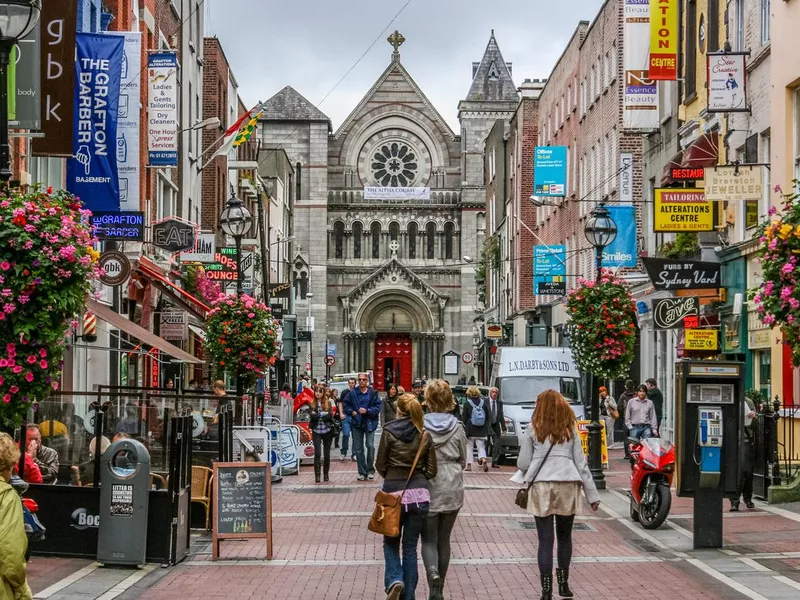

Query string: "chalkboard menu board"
[[212, 462, 273, 560]]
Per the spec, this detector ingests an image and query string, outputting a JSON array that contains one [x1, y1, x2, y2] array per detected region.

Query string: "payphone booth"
[[675, 361, 743, 549]]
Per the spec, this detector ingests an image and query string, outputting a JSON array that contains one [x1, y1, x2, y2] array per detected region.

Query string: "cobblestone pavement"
[[27, 450, 800, 599]]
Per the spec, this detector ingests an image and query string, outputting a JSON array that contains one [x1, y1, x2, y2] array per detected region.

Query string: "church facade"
[[259, 32, 519, 390]]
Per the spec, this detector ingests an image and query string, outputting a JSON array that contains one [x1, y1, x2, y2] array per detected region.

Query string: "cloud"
[[206, 0, 605, 129]]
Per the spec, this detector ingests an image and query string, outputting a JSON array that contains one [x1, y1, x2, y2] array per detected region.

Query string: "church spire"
[[465, 31, 518, 102], [387, 30, 405, 61]]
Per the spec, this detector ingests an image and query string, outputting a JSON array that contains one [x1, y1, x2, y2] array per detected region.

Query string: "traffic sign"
[[461, 352, 474, 364], [324, 355, 335, 367]]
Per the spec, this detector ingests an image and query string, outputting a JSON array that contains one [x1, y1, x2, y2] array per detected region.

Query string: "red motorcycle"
[[628, 437, 675, 529]]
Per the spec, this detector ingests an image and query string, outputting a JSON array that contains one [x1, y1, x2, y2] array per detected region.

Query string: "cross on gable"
[[387, 30, 405, 55]]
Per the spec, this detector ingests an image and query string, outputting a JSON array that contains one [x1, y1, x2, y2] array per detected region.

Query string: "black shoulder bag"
[[515, 442, 555, 510]]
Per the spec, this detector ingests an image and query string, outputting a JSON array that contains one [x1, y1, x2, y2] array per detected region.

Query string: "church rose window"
[[371, 142, 419, 187]]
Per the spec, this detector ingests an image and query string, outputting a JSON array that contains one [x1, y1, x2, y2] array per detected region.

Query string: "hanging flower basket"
[[0, 187, 101, 426], [566, 270, 638, 380], [752, 182, 800, 365], [204, 293, 279, 388]]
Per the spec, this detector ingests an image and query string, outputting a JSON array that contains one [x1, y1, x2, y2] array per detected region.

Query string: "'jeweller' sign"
[[642, 258, 721, 291], [704, 166, 763, 202], [653, 297, 699, 330]]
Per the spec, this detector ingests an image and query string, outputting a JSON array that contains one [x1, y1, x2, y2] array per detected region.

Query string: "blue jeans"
[[340, 416, 352, 457], [384, 503, 428, 599], [351, 427, 375, 477], [630, 425, 653, 441]]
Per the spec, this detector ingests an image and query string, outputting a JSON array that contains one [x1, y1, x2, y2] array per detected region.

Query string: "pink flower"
[[40, 360, 48, 369], [769, 206, 778, 216], [12, 365, 22, 374], [9, 385, 18, 394], [774, 184, 783, 194], [25, 372, 34, 383], [26, 355, 36, 364], [0, 359, 6, 368], [51, 381, 59, 390], [39, 348, 47, 358], [2, 394, 10, 403], [0, 262, 9, 271]]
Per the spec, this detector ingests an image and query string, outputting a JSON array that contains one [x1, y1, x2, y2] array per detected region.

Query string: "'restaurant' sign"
[[642, 257, 721, 291], [152, 218, 195, 252], [704, 166, 763, 202], [652, 297, 699, 330]]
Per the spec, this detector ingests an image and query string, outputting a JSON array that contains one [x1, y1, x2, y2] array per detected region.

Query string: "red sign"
[[683, 316, 699, 329], [671, 167, 705, 180]]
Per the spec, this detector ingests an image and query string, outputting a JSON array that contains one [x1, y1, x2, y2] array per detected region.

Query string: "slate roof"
[[260, 86, 331, 125], [465, 31, 519, 103]]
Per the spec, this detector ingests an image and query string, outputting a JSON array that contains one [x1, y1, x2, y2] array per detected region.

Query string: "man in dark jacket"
[[338, 378, 357, 461], [344, 373, 381, 480], [486, 387, 507, 468], [646, 378, 664, 427]]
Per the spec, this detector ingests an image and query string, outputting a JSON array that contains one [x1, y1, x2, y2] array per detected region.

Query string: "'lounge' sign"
[[653, 297, 699, 330], [642, 258, 721, 291]]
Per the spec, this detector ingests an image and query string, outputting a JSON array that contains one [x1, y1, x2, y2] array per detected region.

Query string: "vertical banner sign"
[[620, 153, 634, 204], [623, 0, 659, 129], [33, 0, 78, 156], [533, 245, 567, 296], [147, 52, 178, 166], [109, 32, 141, 211], [10, 22, 41, 130], [649, 0, 678, 80], [533, 146, 568, 197], [707, 53, 748, 113], [66, 34, 124, 213], [602, 206, 638, 268]]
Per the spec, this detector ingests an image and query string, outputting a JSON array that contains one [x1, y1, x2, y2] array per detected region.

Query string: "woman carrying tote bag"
[[515, 390, 601, 600]]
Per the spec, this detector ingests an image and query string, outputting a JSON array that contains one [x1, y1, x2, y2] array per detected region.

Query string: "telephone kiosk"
[[675, 361, 743, 549]]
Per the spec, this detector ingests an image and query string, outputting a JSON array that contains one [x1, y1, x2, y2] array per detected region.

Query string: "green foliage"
[[475, 236, 500, 306], [658, 232, 699, 259]]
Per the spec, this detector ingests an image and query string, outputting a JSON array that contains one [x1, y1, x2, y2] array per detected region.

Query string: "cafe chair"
[[149, 473, 167, 490], [191, 466, 213, 530]]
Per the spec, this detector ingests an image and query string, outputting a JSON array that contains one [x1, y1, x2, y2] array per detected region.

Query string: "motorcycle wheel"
[[629, 496, 639, 522], [638, 482, 671, 530]]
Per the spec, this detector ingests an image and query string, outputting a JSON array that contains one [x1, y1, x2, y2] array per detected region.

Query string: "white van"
[[490, 347, 585, 458]]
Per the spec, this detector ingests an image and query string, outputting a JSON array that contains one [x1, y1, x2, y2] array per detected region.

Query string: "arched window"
[[444, 222, 454, 260], [333, 221, 344, 259], [353, 222, 363, 259], [371, 222, 381, 259], [389, 221, 399, 241], [426, 222, 436, 259], [408, 222, 418, 259], [298, 272, 309, 299]]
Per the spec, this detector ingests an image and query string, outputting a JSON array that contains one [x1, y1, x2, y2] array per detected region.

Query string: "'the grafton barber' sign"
[[642, 258, 721, 291], [652, 297, 699, 329]]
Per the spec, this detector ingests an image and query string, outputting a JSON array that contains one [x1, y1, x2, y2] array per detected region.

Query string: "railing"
[[327, 189, 461, 205], [778, 401, 800, 485]]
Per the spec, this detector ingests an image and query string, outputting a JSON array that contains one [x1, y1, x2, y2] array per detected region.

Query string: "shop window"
[[757, 351, 772, 399]]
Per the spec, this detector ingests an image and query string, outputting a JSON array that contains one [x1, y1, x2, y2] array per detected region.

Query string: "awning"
[[188, 324, 206, 341], [87, 299, 203, 364], [681, 132, 719, 168], [137, 256, 210, 321], [660, 151, 684, 185]]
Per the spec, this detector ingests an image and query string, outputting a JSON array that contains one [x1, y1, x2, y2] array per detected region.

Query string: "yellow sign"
[[649, 0, 679, 80], [685, 329, 718, 350], [704, 166, 763, 202], [577, 420, 608, 468], [654, 188, 714, 232]]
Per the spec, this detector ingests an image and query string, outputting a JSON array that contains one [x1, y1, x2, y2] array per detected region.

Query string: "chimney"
[[519, 78, 547, 99]]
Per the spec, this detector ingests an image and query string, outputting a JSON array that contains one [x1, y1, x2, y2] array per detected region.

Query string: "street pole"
[[0, 42, 12, 182], [256, 186, 273, 419], [235, 234, 244, 424], [586, 246, 606, 490]]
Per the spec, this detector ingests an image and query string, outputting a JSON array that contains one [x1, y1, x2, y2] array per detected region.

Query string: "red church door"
[[374, 334, 413, 392]]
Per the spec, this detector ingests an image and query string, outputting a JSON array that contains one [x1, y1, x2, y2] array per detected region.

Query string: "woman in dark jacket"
[[309, 385, 335, 483], [382, 384, 399, 427], [461, 386, 490, 472], [376, 393, 438, 600]]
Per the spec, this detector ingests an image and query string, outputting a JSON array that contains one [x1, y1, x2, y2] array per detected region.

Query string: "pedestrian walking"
[[338, 378, 357, 462], [421, 380, 467, 600], [617, 380, 636, 455], [598, 387, 618, 446], [310, 385, 335, 483], [487, 387, 506, 467], [382, 384, 400, 427], [646, 378, 664, 428], [375, 393, 438, 600], [330, 388, 341, 449], [626, 385, 658, 441], [516, 390, 600, 600], [461, 386, 490, 472], [730, 396, 757, 511], [345, 373, 381, 480], [0, 432, 33, 600]]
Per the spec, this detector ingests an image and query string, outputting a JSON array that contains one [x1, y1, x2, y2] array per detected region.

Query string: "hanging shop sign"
[[204, 248, 254, 290], [485, 324, 503, 339], [652, 297, 699, 330], [152, 218, 195, 252], [671, 167, 705, 181], [685, 329, 718, 351], [10, 21, 41, 130], [722, 315, 741, 352], [623, 0, 659, 130], [92, 211, 144, 241], [703, 165, 763, 202], [642, 257, 721, 291], [533, 245, 567, 296], [147, 51, 178, 166], [602, 206, 638, 268], [620, 153, 634, 204], [653, 188, 713, 232], [648, 0, 679, 80], [707, 53, 748, 113], [180, 233, 216, 263], [269, 282, 291, 299], [533, 146, 568, 197], [364, 187, 430, 201], [159, 310, 188, 341], [98, 250, 131, 287], [66, 33, 124, 213]]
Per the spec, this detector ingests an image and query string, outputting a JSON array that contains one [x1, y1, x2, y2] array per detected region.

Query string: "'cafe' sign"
[[642, 258, 721, 291]]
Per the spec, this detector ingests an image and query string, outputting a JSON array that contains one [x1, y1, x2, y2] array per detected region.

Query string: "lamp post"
[[219, 186, 253, 424], [306, 292, 314, 381], [0, 1, 40, 182], [583, 203, 617, 490]]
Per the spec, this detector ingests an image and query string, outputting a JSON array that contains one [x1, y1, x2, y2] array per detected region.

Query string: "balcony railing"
[[328, 190, 461, 205]]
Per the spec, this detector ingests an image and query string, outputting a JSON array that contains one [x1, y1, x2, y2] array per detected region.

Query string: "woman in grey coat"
[[421, 380, 467, 600], [516, 390, 601, 600]]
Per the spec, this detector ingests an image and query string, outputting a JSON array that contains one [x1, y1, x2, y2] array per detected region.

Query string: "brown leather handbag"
[[368, 433, 427, 537], [515, 443, 555, 509]]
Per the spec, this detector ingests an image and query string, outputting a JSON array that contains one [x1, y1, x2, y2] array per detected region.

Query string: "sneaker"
[[729, 502, 740, 512], [339, 455, 345, 461], [387, 581, 404, 600], [351, 455, 357, 462], [357, 475, 366, 481], [368, 473, 375, 480], [745, 501, 755, 509]]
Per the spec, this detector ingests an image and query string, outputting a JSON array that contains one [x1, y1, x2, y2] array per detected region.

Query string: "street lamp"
[[219, 186, 253, 423], [583, 203, 617, 490], [306, 292, 314, 380], [0, 1, 41, 182]]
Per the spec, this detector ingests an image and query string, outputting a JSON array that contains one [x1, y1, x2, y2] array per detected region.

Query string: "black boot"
[[426, 568, 442, 600], [314, 467, 321, 483], [540, 572, 553, 600], [556, 568, 573, 598], [323, 472, 330, 482]]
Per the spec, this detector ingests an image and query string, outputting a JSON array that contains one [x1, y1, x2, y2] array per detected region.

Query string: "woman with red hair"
[[516, 390, 600, 600]]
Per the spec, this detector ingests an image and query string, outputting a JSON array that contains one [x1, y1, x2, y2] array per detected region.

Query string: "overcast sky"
[[206, 0, 604, 131]]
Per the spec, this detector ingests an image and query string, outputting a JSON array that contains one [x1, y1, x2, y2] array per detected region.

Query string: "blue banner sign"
[[533, 245, 567, 295], [91, 211, 144, 241], [534, 146, 568, 197], [67, 33, 124, 212], [602, 205, 638, 268]]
